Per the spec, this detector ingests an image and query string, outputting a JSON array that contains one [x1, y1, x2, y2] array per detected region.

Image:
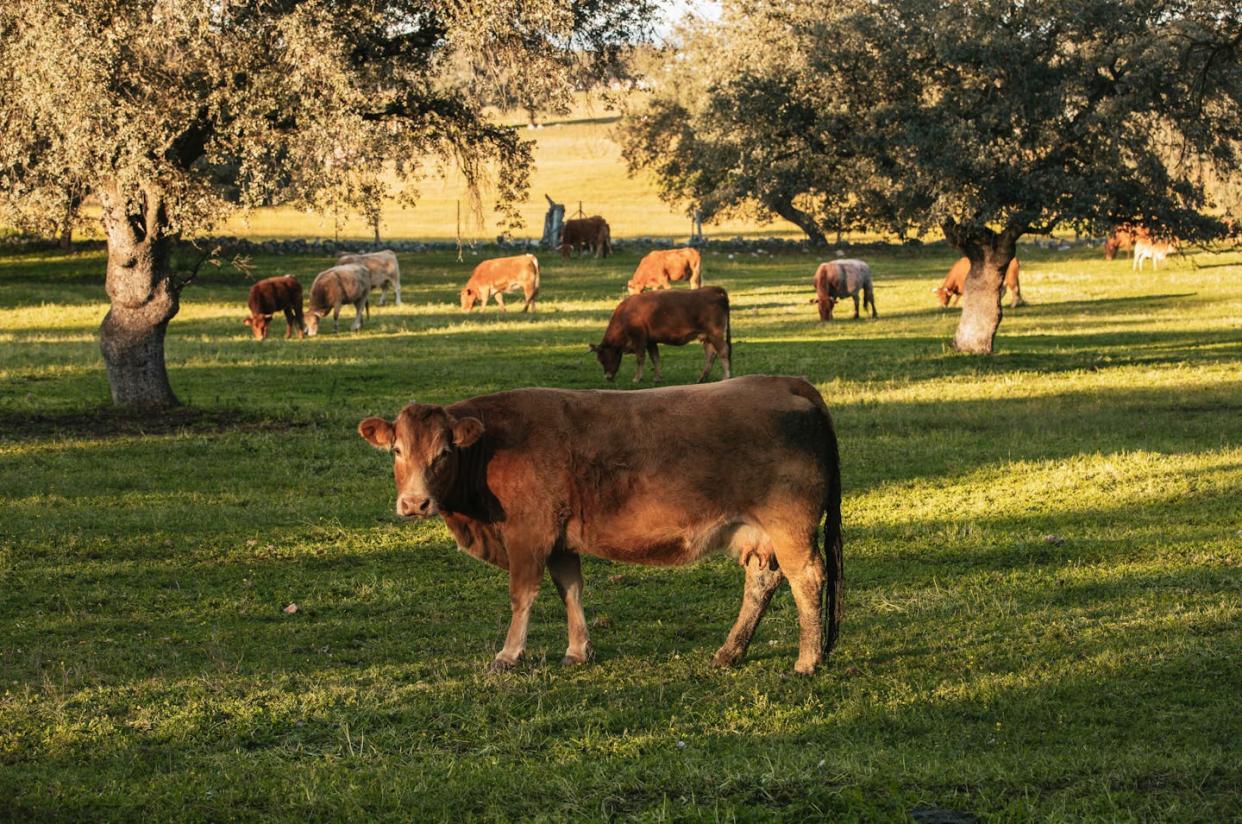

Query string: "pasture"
[[1, 244, 1240, 821]]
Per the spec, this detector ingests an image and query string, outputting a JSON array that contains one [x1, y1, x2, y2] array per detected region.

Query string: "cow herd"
[[232, 233, 1168, 674]]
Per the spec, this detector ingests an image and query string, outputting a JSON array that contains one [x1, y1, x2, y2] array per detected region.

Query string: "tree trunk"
[[771, 199, 827, 247], [944, 222, 1018, 355], [98, 186, 180, 408]]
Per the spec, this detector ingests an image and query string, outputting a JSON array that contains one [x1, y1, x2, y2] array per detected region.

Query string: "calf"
[[626, 248, 703, 294], [306, 264, 370, 336], [336, 250, 401, 306], [934, 256, 1025, 308], [1104, 224, 1149, 261], [812, 259, 876, 320], [243, 275, 305, 340], [591, 286, 731, 383], [460, 254, 541, 313], [357, 375, 843, 674], [1133, 238, 1176, 270]]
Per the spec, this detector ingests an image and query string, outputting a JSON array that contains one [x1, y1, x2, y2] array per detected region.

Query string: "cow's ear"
[[587, 343, 598, 353], [358, 417, 395, 450], [451, 417, 484, 449]]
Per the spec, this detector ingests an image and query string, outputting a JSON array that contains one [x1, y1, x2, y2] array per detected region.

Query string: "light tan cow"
[[1133, 239, 1176, 270], [358, 375, 843, 674], [306, 264, 370, 335], [460, 254, 541, 312], [626, 248, 703, 294], [337, 250, 401, 305]]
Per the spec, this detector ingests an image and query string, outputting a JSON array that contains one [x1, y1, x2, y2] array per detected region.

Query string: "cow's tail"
[[792, 380, 843, 657]]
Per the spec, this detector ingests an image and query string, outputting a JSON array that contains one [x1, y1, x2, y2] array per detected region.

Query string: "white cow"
[[1133, 239, 1175, 271], [337, 250, 401, 305]]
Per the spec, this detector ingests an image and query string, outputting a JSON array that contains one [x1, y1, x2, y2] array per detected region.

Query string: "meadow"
[[1, 242, 1240, 821]]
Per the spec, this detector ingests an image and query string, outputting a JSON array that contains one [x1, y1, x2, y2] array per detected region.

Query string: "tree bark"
[[98, 185, 180, 408], [944, 221, 1018, 355], [771, 199, 827, 247]]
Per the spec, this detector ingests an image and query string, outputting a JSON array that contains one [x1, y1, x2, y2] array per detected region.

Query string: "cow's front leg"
[[492, 558, 544, 671], [647, 342, 662, 382], [351, 301, 365, 331], [632, 344, 647, 383], [713, 555, 784, 668], [332, 304, 341, 333], [493, 291, 507, 312], [547, 550, 591, 665]]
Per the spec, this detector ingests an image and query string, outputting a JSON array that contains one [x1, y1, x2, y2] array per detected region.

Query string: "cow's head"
[[933, 286, 953, 307], [243, 313, 271, 340], [358, 405, 484, 519], [625, 280, 641, 296], [588, 342, 622, 382], [304, 309, 325, 336], [460, 287, 479, 311]]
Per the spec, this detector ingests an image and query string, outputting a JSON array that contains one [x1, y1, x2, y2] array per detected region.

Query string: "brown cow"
[[812, 259, 876, 321], [460, 254, 541, 313], [560, 216, 612, 259], [934, 257, 1025, 308], [1104, 224, 1150, 261], [626, 248, 703, 294], [591, 286, 731, 383], [357, 375, 844, 674], [305, 264, 370, 336], [243, 275, 305, 340]]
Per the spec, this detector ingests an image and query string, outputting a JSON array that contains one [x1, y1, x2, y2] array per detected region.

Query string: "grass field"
[[1, 243, 1240, 821]]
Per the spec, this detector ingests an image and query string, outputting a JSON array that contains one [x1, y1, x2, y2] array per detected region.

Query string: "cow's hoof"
[[561, 653, 589, 666], [489, 656, 519, 672], [711, 648, 742, 668], [793, 658, 820, 676]]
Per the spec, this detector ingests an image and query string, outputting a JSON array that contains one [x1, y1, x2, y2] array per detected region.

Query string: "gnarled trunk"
[[98, 185, 180, 408], [944, 222, 1018, 355], [771, 198, 828, 247]]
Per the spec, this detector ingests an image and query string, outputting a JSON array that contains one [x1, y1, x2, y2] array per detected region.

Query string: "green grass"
[[1, 243, 1240, 822]]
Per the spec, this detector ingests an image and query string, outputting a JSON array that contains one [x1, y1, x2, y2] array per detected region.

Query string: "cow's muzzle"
[[397, 495, 437, 518]]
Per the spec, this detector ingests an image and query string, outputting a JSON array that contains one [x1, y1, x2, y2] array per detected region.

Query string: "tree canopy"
[[622, 0, 1242, 350], [0, 0, 654, 406]]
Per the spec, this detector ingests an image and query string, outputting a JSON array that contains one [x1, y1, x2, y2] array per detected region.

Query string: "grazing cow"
[[591, 286, 731, 383], [305, 264, 370, 336], [336, 250, 401, 305], [357, 374, 844, 674], [933, 256, 1026, 308], [626, 248, 703, 294], [559, 216, 612, 259], [460, 254, 541, 313], [812, 259, 877, 321], [1104, 224, 1149, 261], [243, 275, 305, 340], [1133, 238, 1176, 270]]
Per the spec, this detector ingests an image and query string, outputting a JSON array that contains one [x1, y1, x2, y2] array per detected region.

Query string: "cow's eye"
[[392, 446, 401, 457]]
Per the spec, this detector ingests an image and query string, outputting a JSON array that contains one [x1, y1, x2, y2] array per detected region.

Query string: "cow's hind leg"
[[548, 550, 591, 665], [768, 524, 827, 675], [852, 293, 861, 320], [697, 341, 718, 383], [283, 307, 296, 339], [713, 556, 784, 668], [492, 556, 544, 671]]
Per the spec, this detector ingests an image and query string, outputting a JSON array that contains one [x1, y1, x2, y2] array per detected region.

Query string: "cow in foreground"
[[243, 275, 305, 340], [812, 259, 876, 320], [560, 216, 612, 258], [357, 375, 843, 674], [305, 264, 370, 336], [460, 254, 541, 313], [934, 256, 1026, 308], [592, 287, 731, 383], [626, 248, 702, 294], [1133, 239, 1176, 270], [336, 250, 401, 305]]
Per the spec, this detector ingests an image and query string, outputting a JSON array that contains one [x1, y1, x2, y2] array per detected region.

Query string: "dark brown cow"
[[560, 216, 612, 258], [934, 256, 1025, 308], [626, 248, 703, 294], [1104, 224, 1150, 261], [460, 254, 541, 313], [357, 375, 844, 674], [591, 286, 731, 383], [243, 275, 305, 340]]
